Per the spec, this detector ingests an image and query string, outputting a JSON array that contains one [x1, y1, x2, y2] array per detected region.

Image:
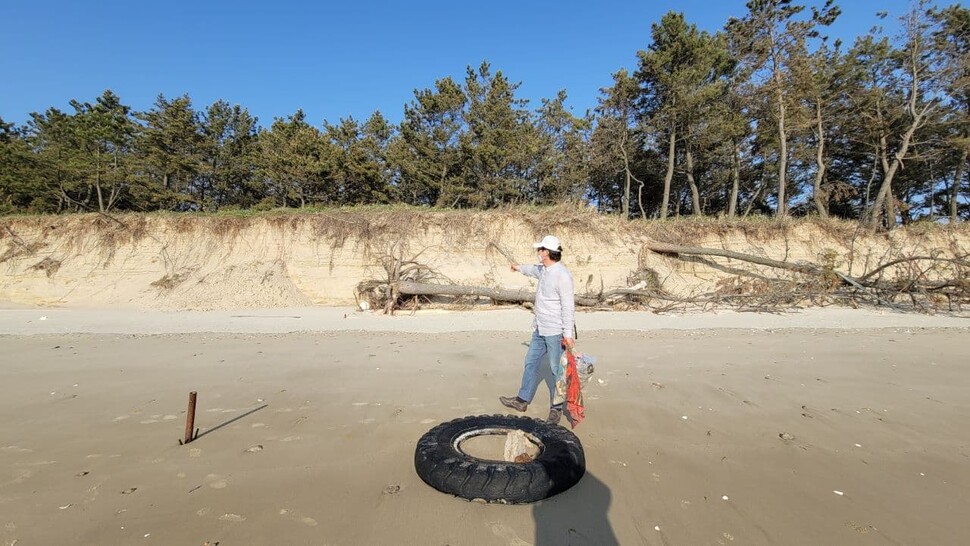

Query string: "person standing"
[[500, 235, 576, 425]]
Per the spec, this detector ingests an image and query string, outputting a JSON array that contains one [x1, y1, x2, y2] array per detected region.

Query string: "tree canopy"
[[2, 1, 967, 226]]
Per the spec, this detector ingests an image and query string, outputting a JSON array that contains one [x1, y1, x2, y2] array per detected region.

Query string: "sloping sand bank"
[[2, 211, 968, 310]]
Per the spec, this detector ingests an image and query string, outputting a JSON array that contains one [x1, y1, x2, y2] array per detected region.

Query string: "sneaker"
[[546, 407, 562, 425], [499, 396, 528, 412]]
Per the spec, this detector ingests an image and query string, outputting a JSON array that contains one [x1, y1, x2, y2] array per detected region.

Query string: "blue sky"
[[1, 0, 914, 128]]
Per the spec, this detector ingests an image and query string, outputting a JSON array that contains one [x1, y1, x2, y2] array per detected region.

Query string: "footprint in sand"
[[162, 415, 178, 421], [196, 508, 211, 517], [488, 522, 531, 546], [113, 416, 129, 422], [8, 470, 32, 485], [189, 448, 202, 458], [280, 436, 301, 442], [419, 419, 435, 424], [278, 508, 318, 527], [218, 513, 245, 522], [83, 481, 103, 503], [250, 423, 267, 429], [205, 474, 228, 489]]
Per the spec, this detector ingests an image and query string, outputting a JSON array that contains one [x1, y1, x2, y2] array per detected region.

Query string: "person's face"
[[537, 248, 548, 260]]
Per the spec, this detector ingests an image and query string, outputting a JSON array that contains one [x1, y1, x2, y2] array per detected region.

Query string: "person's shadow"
[[532, 470, 618, 545]]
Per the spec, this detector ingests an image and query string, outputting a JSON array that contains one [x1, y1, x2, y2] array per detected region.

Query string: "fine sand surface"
[[1, 309, 969, 545]]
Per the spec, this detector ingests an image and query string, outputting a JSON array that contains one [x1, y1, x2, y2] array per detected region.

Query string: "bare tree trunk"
[[619, 138, 648, 219], [618, 130, 632, 218], [395, 281, 674, 306], [864, 152, 878, 214], [623, 170, 631, 218], [728, 140, 740, 218], [95, 146, 105, 213], [951, 148, 967, 222], [870, 22, 936, 231], [108, 185, 121, 212], [886, 188, 898, 229], [870, 119, 922, 230], [637, 177, 646, 220], [770, 34, 788, 217], [776, 100, 788, 217], [107, 149, 120, 212], [685, 149, 701, 215], [644, 241, 824, 275], [812, 101, 828, 218], [743, 177, 767, 217], [661, 126, 676, 220]]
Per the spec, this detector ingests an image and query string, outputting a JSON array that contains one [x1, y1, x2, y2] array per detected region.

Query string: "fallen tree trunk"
[[642, 239, 970, 311], [396, 281, 535, 304], [370, 240, 967, 314], [643, 240, 827, 276], [396, 281, 607, 306], [395, 281, 677, 307]]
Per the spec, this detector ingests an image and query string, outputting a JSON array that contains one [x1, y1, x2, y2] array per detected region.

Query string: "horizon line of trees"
[[1, 1, 967, 229]]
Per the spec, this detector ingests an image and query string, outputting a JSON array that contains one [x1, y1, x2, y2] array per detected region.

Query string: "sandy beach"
[[1, 308, 969, 545]]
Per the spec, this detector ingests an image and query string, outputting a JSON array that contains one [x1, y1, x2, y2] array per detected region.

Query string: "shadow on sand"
[[194, 404, 268, 440], [532, 470, 618, 545]]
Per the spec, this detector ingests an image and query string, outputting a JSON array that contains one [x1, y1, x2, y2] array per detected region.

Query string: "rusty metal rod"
[[184, 391, 198, 444]]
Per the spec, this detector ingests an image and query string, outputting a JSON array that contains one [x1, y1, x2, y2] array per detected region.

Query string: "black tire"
[[414, 414, 585, 504]]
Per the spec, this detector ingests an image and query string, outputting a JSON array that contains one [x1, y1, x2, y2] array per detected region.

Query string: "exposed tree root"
[[361, 239, 970, 314]]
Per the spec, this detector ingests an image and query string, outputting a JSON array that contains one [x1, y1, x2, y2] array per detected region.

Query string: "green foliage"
[[391, 77, 466, 206], [460, 62, 539, 207], [637, 11, 735, 217], [0, 117, 45, 213], [325, 112, 396, 206], [534, 90, 591, 205], [199, 100, 261, 210], [134, 94, 204, 210], [258, 110, 331, 207]]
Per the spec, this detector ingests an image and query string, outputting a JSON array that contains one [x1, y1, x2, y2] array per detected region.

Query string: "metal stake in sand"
[[183, 391, 198, 444]]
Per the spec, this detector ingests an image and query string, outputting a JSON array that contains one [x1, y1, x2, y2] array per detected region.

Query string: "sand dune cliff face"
[[1, 212, 967, 310]]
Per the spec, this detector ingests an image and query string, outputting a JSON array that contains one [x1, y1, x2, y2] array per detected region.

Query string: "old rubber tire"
[[414, 414, 585, 504]]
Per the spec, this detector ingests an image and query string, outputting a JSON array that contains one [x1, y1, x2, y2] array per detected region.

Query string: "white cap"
[[533, 235, 562, 251]]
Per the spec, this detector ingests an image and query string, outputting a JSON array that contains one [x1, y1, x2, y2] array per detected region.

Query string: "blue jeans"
[[517, 330, 564, 408]]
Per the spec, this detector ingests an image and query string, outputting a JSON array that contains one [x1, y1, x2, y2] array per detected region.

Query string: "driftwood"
[[643, 241, 829, 277], [397, 281, 535, 304], [362, 238, 969, 314], [395, 280, 678, 307], [643, 240, 969, 312]]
